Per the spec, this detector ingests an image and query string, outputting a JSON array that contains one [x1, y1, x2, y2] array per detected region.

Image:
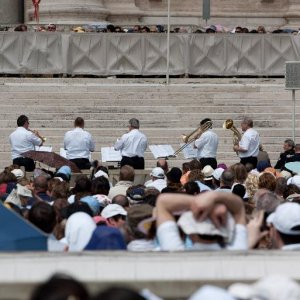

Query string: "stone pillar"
[[26, 0, 108, 24], [0, 0, 23, 24], [106, 0, 143, 24]]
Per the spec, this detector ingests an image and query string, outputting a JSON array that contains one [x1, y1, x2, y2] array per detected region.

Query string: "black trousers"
[[121, 156, 145, 169], [240, 156, 258, 169], [200, 157, 217, 169], [69, 158, 91, 170], [13, 157, 35, 172]]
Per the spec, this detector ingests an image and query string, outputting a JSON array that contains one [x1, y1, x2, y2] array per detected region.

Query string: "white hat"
[[280, 170, 292, 180], [212, 168, 224, 181], [287, 175, 300, 188], [11, 169, 24, 179], [150, 167, 165, 179], [228, 275, 300, 300], [267, 202, 300, 235], [189, 285, 235, 300], [101, 204, 127, 219], [202, 165, 214, 181], [94, 170, 109, 180], [177, 211, 235, 242]]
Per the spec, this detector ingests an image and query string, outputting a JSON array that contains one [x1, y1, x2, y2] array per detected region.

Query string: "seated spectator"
[[133, 25, 141, 33], [101, 204, 127, 228], [14, 24, 27, 32], [145, 167, 166, 192], [234, 26, 243, 33], [108, 165, 134, 199], [258, 173, 276, 192], [183, 181, 200, 195], [257, 26, 266, 33], [68, 175, 91, 204], [156, 192, 247, 251], [107, 24, 115, 32], [188, 169, 211, 192], [202, 165, 215, 190], [215, 169, 234, 192], [30, 175, 52, 203], [141, 26, 150, 33], [112, 194, 130, 209], [91, 176, 111, 209], [161, 167, 182, 193], [212, 167, 224, 189], [93, 287, 146, 300], [47, 24, 56, 32], [230, 163, 248, 184], [274, 139, 295, 170]]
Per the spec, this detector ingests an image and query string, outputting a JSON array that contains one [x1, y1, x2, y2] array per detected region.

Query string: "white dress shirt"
[[9, 127, 42, 160], [64, 127, 95, 160], [114, 129, 147, 157], [145, 178, 167, 192], [239, 128, 260, 158], [194, 130, 219, 158]]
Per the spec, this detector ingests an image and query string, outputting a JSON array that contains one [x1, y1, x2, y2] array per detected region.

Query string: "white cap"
[[94, 170, 109, 179], [212, 168, 224, 181], [202, 165, 214, 181], [229, 275, 300, 300], [267, 202, 300, 235], [177, 211, 235, 243], [287, 175, 300, 188], [11, 169, 24, 179], [189, 285, 234, 300], [101, 204, 127, 219], [280, 170, 292, 180], [150, 167, 165, 179]]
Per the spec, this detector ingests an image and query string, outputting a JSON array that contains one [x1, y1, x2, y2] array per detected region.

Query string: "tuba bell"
[[172, 120, 212, 156], [223, 119, 241, 154]]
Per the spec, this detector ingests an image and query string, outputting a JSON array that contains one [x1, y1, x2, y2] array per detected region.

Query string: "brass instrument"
[[172, 120, 212, 156], [223, 119, 241, 154], [29, 129, 46, 143]]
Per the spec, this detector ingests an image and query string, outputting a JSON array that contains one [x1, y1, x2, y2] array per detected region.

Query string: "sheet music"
[[181, 143, 197, 159], [35, 146, 53, 152], [149, 145, 175, 158], [101, 147, 122, 162]]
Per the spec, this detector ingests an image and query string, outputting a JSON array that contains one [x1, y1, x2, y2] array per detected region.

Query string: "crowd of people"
[[1, 23, 299, 34], [28, 273, 300, 300], [3, 114, 300, 253]]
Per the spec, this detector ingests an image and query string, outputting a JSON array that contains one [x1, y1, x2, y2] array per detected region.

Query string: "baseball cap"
[[150, 167, 165, 179], [189, 285, 235, 300], [212, 168, 224, 181], [202, 165, 214, 181], [101, 204, 127, 219], [267, 202, 300, 235], [177, 211, 235, 242], [94, 170, 109, 179]]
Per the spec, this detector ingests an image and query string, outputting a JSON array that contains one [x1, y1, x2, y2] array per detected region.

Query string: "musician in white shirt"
[[64, 117, 95, 170], [114, 118, 148, 169], [233, 117, 260, 168], [194, 118, 219, 169]]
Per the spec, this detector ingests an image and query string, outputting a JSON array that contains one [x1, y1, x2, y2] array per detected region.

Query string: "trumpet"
[[172, 120, 212, 156], [29, 129, 46, 143], [223, 119, 241, 154]]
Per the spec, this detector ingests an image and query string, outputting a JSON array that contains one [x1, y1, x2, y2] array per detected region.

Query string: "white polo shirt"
[[194, 130, 219, 159], [114, 129, 148, 158], [9, 127, 42, 160], [64, 127, 95, 160], [239, 128, 260, 158]]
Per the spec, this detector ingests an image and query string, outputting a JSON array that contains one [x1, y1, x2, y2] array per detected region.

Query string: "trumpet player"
[[9, 115, 44, 171], [233, 117, 260, 168], [194, 118, 219, 169]]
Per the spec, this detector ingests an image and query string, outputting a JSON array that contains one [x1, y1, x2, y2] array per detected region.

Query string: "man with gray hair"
[[114, 118, 148, 169], [233, 117, 260, 168]]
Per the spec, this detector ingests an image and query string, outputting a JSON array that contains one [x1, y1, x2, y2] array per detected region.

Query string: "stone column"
[[0, 0, 23, 24], [26, 0, 108, 24], [105, 0, 143, 24]]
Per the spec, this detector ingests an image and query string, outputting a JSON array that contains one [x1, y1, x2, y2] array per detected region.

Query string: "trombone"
[[172, 120, 212, 156], [29, 129, 46, 143]]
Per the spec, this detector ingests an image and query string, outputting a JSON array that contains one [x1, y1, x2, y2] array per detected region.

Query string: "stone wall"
[[20, 0, 300, 29]]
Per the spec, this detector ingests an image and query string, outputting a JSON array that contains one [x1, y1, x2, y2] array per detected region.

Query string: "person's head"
[[182, 162, 190, 174], [74, 117, 84, 128], [258, 173, 277, 192], [275, 177, 287, 198], [17, 115, 29, 128], [33, 175, 49, 193], [166, 167, 182, 184], [30, 273, 90, 300], [283, 139, 295, 152], [28, 202, 57, 234], [133, 25, 141, 32], [112, 194, 130, 209], [283, 183, 300, 200], [200, 118, 212, 129], [0, 168, 17, 184], [91, 176, 110, 196], [257, 25, 266, 33], [183, 181, 200, 195], [267, 203, 300, 249], [188, 169, 204, 182], [230, 163, 248, 184], [241, 117, 253, 132], [128, 118, 139, 130], [73, 176, 91, 194], [245, 173, 259, 200], [119, 165, 135, 182], [253, 189, 281, 213], [150, 167, 165, 181], [235, 26, 243, 33], [101, 204, 127, 228], [47, 24, 56, 32], [220, 169, 235, 188], [189, 159, 202, 170], [51, 181, 70, 200], [156, 159, 169, 173]]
